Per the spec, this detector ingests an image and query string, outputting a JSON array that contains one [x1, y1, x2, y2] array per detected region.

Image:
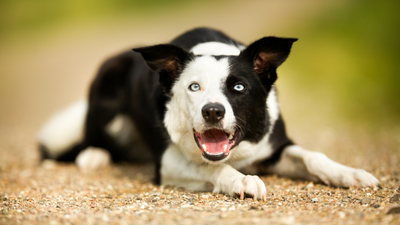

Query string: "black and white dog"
[[38, 28, 379, 200]]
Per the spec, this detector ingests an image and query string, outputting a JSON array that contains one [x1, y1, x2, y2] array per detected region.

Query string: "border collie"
[[38, 28, 379, 200]]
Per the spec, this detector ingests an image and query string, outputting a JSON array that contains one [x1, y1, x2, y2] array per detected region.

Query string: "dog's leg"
[[161, 145, 267, 200], [265, 145, 380, 188]]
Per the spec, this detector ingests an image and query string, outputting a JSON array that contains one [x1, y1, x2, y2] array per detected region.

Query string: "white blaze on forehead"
[[190, 42, 242, 56], [178, 56, 233, 108], [180, 56, 231, 85]]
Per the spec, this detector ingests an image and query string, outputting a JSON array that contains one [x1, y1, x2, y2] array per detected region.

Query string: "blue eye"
[[233, 84, 245, 91], [189, 83, 201, 91]]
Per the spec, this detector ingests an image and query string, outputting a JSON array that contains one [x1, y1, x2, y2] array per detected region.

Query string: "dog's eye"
[[233, 84, 245, 91], [189, 83, 201, 92]]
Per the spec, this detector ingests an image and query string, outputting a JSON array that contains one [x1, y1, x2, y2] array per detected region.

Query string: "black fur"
[[260, 115, 294, 167]]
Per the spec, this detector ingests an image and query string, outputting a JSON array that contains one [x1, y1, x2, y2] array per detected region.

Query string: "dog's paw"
[[75, 147, 111, 172], [305, 153, 380, 188], [214, 175, 267, 200], [334, 168, 380, 188]]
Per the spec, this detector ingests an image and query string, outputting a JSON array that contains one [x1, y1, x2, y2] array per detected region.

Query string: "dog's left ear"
[[240, 37, 297, 85], [133, 44, 192, 94]]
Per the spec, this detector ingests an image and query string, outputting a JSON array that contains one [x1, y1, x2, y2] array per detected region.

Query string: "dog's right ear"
[[133, 44, 192, 94]]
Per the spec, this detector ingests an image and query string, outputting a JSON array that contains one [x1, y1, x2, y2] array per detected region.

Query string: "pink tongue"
[[200, 129, 228, 154]]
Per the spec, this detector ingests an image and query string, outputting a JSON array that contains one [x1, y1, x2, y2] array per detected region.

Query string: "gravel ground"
[[1, 128, 399, 225]]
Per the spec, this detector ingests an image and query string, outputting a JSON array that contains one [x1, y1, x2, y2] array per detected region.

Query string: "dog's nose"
[[202, 103, 225, 124]]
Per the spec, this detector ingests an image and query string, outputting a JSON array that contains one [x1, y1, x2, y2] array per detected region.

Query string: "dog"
[[38, 28, 379, 200]]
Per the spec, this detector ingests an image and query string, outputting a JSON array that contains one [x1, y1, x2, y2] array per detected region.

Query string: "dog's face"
[[134, 37, 296, 163]]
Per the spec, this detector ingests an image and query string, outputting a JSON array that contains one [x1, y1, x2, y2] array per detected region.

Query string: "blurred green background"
[[0, 0, 399, 136]]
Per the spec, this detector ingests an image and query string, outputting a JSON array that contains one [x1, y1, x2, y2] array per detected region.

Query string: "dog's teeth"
[[223, 144, 228, 152], [202, 144, 207, 152], [228, 133, 233, 140]]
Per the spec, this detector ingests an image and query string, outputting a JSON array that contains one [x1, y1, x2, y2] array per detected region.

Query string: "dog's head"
[[134, 36, 297, 163]]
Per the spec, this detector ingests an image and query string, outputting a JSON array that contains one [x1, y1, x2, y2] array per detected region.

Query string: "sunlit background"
[[0, 0, 399, 154]]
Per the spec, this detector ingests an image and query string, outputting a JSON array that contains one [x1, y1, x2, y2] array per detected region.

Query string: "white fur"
[[266, 86, 280, 130], [75, 147, 111, 172], [191, 42, 243, 56], [161, 144, 266, 200], [38, 100, 87, 158], [105, 114, 136, 146], [161, 144, 212, 191], [267, 145, 380, 187]]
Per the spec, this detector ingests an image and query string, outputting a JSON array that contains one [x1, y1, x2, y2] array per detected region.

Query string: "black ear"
[[240, 37, 297, 85], [133, 44, 192, 94]]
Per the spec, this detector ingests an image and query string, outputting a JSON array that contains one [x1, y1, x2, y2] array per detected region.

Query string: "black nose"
[[202, 103, 225, 124]]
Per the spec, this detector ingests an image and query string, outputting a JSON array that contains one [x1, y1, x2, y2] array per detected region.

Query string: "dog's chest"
[[228, 133, 274, 170]]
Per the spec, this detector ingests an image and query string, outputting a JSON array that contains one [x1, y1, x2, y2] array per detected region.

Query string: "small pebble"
[[306, 183, 314, 188], [389, 194, 400, 203], [373, 204, 380, 208], [361, 198, 371, 205], [311, 198, 318, 203]]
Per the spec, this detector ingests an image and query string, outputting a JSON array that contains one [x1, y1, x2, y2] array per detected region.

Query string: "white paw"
[[75, 147, 111, 172], [305, 153, 380, 188], [214, 175, 267, 200]]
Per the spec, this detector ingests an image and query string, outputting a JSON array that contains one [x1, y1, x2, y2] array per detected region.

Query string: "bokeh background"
[[0, 0, 399, 159]]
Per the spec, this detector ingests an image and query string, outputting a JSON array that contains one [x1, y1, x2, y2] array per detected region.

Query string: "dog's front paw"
[[214, 175, 267, 200], [306, 153, 380, 188], [335, 168, 380, 188]]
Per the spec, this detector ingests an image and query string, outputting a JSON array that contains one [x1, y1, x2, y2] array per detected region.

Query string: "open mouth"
[[193, 128, 239, 162]]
